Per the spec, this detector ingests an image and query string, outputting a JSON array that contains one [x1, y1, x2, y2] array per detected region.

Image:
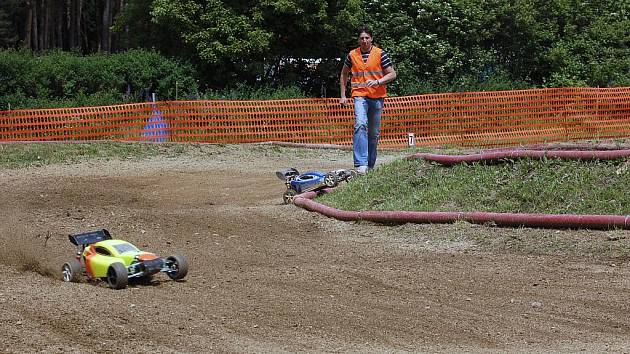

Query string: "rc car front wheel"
[[324, 173, 338, 188], [166, 254, 189, 280], [106, 262, 128, 290], [283, 190, 297, 204], [61, 259, 82, 282]]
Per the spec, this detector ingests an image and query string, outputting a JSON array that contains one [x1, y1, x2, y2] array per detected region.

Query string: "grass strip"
[[318, 157, 630, 215], [0, 142, 190, 169]]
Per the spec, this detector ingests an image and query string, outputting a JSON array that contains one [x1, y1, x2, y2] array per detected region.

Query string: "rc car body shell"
[[287, 170, 329, 194], [277, 168, 355, 204], [83, 239, 160, 278]]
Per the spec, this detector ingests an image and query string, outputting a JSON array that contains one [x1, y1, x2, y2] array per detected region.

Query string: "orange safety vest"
[[349, 46, 387, 98]]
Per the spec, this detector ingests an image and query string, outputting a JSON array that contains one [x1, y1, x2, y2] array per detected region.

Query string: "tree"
[[2, 0, 628, 97], [364, 0, 628, 93], [1, 0, 124, 53], [130, 0, 365, 91], [363, 0, 509, 94], [112, 0, 186, 57], [0, 1, 19, 48], [256, 0, 365, 95]]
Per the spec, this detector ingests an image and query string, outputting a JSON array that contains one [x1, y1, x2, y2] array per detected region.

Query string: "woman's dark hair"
[[357, 26, 373, 38]]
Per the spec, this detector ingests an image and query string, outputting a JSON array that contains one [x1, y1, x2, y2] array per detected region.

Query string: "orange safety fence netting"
[[1, 87, 629, 148]]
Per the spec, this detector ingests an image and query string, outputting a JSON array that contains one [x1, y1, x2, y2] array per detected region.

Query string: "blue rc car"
[[276, 168, 356, 204]]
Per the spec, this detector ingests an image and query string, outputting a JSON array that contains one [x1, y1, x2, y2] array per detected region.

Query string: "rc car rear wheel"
[[61, 259, 82, 282], [166, 254, 189, 280], [283, 190, 297, 204], [106, 262, 128, 290], [324, 173, 338, 188]]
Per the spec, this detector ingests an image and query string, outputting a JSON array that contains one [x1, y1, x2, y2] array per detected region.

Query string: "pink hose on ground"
[[292, 149, 630, 230]]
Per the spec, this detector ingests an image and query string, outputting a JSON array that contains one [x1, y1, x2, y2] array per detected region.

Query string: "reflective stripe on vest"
[[349, 46, 387, 98]]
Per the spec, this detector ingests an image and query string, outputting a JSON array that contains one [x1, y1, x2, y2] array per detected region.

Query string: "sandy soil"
[[0, 144, 629, 353]]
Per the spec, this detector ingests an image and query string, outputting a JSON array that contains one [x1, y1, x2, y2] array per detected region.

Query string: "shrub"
[[0, 48, 198, 109]]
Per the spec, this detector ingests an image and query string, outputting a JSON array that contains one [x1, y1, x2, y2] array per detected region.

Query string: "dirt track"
[[0, 144, 629, 353]]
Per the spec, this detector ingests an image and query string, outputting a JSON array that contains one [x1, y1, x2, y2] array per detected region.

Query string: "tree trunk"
[[77, 0, 82, 50], [25, 0, 33, 48], [111, 0, 125, 51], [32, 0, 39, 51], [68, 0, 83, 50], [101, 0, 113, 52], [67, 0, 74, 48], [56, 1, 64, 49], [43, 0, 50, 50]]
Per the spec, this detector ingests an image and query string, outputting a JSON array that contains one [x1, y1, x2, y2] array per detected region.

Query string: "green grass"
[[319, 157, 630, 215], [0, 142, 189, 169]]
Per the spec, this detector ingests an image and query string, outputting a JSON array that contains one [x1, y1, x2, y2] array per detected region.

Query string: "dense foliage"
[[367, 0, 630, 94], [0, 0, 628, 108], [0, 49, 198, 109]]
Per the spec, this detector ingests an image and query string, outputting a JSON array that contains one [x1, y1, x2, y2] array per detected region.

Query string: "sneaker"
[[356, 166, 368, 175]]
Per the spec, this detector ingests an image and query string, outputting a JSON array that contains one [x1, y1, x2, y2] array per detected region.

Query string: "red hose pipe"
[[293, 190, 630, 230], [292, 149, 630, 230]]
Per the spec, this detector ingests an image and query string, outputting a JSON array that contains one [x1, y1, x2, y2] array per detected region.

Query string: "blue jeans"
[[353, 97, 384, 168]]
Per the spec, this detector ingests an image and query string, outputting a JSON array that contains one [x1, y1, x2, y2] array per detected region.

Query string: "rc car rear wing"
[[69, 229, 112, 246], [276, 168, 299, 180]]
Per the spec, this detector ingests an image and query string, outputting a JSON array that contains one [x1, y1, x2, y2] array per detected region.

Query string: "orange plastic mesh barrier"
[[1, 87, 629, 148]]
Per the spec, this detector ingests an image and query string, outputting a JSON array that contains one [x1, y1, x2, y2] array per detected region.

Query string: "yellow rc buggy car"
[[61, 229, 188, 289]]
